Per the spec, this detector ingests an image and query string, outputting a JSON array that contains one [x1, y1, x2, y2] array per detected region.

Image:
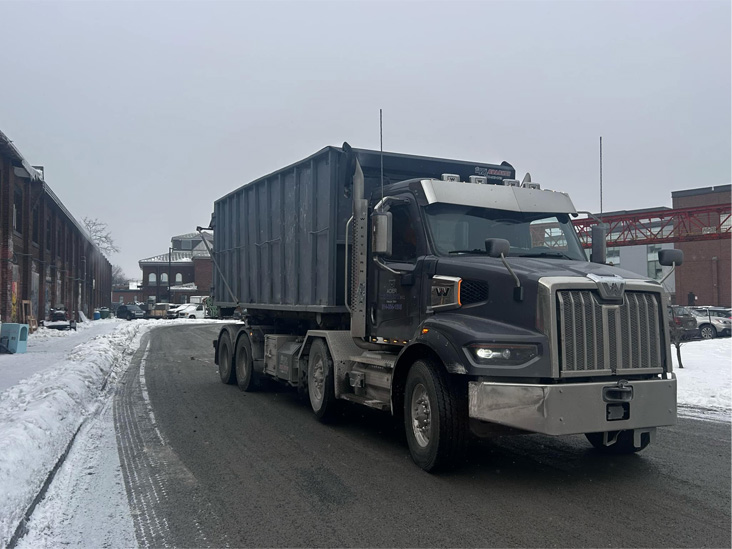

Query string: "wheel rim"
[[702, 326, 713, 339], [310, 356, 325, 406], [410, 383, 432, 448]]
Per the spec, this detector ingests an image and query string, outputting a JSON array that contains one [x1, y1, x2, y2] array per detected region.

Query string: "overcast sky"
[[1, 0, 729, 279]]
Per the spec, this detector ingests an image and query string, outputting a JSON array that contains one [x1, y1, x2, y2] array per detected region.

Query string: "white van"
[[178, 303, 206, 319]]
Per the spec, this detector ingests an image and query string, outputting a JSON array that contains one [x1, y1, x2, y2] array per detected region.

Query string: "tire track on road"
[[114, 330, 223, 549]]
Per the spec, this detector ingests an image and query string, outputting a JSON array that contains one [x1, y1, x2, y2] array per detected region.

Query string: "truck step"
[[340, 393, 390, 411], [348, 351, 396, 369]]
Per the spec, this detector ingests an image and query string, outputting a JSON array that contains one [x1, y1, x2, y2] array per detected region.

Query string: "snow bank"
[[673, 337, 732, 422], [0, 321, 146, 547]]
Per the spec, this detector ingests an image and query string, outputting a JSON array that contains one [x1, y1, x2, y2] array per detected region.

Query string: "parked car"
[[688, 307, 732, 339], [117, 304, 145, 321], [167, 304, 188, 319], [178, 303, 206, 319], [668, 305, 699, 339]]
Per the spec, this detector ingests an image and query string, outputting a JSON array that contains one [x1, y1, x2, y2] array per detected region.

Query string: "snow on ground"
[[672, 337, 732, 422], [0, 318, 218, 548], [0, 319, 729, 548]]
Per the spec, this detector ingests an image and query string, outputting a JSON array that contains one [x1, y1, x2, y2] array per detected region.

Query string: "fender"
[[398, 313, 551, 378]]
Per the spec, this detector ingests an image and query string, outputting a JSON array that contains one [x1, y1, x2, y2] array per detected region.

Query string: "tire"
[[404, 359, 467, 472], [699, 324, 716, 339], [585, 430, 651, 454], [307, 339, 339, 421], [189, 315, 195, 319], [217, 332, 236, 385], [235, 334, 260, 392]]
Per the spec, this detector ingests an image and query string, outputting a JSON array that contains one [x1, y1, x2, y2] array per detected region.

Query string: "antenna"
[[599, 136, 603, 216], [380, 108, 384, 202]]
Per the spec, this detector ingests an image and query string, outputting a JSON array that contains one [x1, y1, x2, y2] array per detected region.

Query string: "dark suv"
[[668, 306, 699, 340], [117, 304, 145, 321]]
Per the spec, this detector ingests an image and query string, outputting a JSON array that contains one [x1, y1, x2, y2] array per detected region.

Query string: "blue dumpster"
[[93, 309, 101, 320], [0, 323, 29, 354]]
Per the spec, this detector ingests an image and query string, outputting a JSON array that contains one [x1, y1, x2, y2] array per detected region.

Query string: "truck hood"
[[437, 255, 651, 284]]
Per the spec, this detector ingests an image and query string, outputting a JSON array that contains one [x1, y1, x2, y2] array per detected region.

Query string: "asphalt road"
[[115, 324, 731, 548]]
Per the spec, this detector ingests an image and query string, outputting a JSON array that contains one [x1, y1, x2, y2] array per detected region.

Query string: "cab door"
[[369, 199, 426, 343]]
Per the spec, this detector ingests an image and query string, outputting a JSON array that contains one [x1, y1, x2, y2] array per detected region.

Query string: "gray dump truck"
[[207, 143, 682, 471]]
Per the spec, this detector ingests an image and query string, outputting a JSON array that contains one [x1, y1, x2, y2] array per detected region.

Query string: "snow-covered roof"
[[171, 231, 213, 241], [139, 251, 194, 265], [170, 282, 198, 291]]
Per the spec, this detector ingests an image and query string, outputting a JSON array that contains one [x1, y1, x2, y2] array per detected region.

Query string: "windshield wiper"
[[517, 251, 574, 260], [448, 249, 487, 255]]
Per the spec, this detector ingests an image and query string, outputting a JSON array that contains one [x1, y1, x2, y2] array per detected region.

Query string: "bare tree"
[[83, 217, 120, 255], [669, 321, 687, 369], [112, 265, 128, 287]]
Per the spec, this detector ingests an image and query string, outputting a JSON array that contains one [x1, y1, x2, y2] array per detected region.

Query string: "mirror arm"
[[660, 262, 676, 284], [373, 256, 404, 275], [500, 253, 521, 288]]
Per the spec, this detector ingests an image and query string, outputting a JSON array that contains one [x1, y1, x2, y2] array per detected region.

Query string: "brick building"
[[138, 232, 213, 307], [0, 129, 111, 323], [672, 185, 731, 307]]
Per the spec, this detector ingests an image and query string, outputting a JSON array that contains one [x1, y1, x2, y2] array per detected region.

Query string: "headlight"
[[467, 343, 539, 366]]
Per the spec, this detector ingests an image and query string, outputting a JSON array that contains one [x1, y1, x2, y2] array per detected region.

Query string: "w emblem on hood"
[[587, 274, 626, 301]]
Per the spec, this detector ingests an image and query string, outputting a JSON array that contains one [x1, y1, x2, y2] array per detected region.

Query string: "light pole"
[[168, 247, 172, 303]]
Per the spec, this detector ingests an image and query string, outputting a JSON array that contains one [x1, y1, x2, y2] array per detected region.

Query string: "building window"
[[161, 273, 169, 285], [175, 273, 182, 284], [606, 247, 621, 267], [13, 186, 23, 232], [149, 273, 157, 286]]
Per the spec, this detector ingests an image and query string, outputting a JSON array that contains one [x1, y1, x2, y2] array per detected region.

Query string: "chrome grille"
[[556, 290, 663, 375]]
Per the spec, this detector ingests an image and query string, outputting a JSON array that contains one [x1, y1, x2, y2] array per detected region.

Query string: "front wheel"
[[699, 324, 716, 339], [217, 332, 236, 385], [404, 359, 467, 472], [307, 339, 339, 422], [585, 430, 651, 454]]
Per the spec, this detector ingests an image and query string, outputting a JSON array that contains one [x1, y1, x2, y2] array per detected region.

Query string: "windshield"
[[423, 204, 587, 260]]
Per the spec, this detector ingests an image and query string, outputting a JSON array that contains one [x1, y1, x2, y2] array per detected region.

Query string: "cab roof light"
[[441, 173, 460, 182], [503, 179, 520, 187], [469, 175, 488, 184]]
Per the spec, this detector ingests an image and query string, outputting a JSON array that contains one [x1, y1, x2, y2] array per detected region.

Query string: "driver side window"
[[389, 205, 418, 262]]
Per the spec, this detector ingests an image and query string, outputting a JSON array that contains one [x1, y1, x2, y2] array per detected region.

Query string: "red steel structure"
[[572, 204, 731, 248]]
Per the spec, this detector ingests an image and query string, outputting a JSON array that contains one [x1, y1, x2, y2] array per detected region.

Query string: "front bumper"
[[468, 376, 677, 435]]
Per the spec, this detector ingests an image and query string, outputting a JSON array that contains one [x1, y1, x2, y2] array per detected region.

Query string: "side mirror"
[[658, 249, 683, 267], [484, 238, 510, 257], [372, 211, 392, 256], [591, 224, 607, 264]]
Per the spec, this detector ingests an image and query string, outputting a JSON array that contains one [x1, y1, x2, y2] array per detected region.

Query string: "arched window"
[[148, 273, 157, 286], [175, 273, 182, 284], [160, 273, 169, 285]]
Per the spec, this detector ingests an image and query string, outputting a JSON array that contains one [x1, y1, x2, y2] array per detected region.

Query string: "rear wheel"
[[235, 335, 260, 392], [699, 324, 716, 339], [217, 332, 236, 385], [404, 359, 467, 472], [585, 430, 650, 454], [307, 339, 339, 421]]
